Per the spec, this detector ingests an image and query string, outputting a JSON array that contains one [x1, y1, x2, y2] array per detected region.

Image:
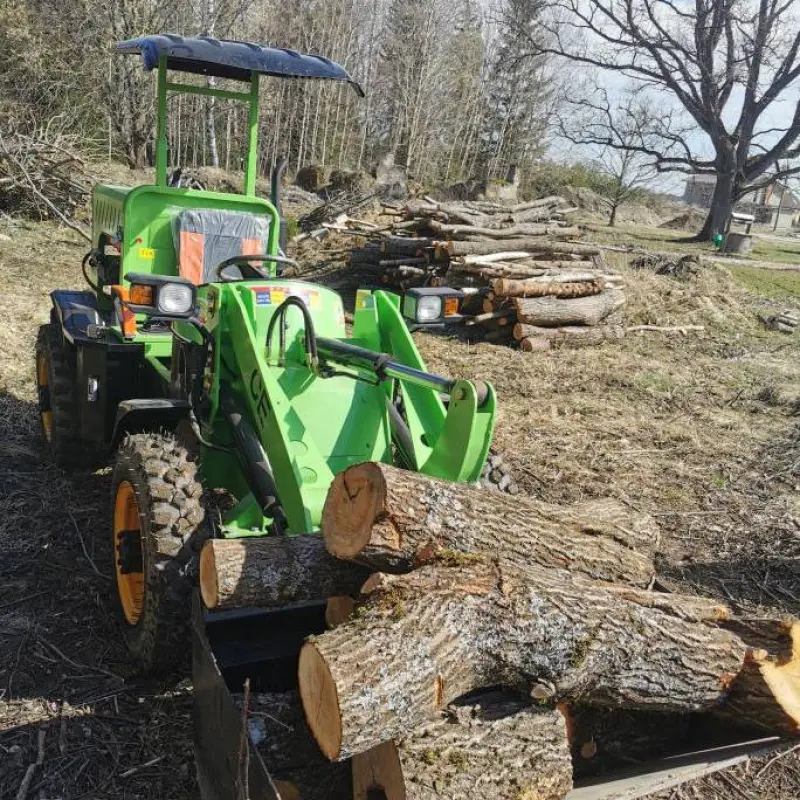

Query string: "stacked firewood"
[[344, 195, 579, 292], [343, 196, 627, 348], [448, 243, 627, 350], [200, 465, 800, 800]]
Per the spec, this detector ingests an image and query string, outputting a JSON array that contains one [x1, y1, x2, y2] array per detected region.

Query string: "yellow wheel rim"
[[114, 481, 145, 625], [36, 354, 54, 442]]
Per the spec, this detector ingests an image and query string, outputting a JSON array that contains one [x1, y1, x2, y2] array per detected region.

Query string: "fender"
[[111, 398, 191, 448]]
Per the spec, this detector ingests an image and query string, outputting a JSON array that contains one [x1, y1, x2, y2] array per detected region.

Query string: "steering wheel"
[[212, 254, 299, 282]]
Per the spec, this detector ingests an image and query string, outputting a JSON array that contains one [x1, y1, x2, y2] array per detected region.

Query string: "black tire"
[[35, 323, 98, 469], [111, 431, 206, 674]]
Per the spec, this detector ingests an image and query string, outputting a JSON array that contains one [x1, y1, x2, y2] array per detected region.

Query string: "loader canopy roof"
[[118, 34, 364, 95]]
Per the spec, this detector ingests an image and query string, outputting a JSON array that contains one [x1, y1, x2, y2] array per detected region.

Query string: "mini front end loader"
[[35, 34, 786, 800]]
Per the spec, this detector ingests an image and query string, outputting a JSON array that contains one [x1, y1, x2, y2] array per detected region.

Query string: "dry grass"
[[415, 256, 800, 796], [0, 216, 798, 797]]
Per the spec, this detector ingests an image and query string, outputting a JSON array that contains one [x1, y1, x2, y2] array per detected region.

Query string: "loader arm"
[[205, 282, 496, 537]]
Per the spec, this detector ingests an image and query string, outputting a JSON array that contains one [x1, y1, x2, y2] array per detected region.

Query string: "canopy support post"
[[244, 73, 260, 197], [155, 54, 168, 186]]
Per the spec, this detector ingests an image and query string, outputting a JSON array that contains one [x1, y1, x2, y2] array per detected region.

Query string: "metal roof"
[[118, 34, 364, 95]]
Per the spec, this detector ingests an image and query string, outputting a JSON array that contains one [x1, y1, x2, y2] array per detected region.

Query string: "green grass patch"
[[728, 265, 800, 300], [750, 238, 800, 266]]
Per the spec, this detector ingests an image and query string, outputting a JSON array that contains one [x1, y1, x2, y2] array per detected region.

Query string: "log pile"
[[344, 195, 580, 291], [202, 460, 800, 799], [343, 195, 627, 349]]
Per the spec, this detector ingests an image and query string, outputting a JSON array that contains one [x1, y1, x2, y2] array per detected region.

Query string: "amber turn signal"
[[129, 284, 154, 306], [443, 296, 460, 317]]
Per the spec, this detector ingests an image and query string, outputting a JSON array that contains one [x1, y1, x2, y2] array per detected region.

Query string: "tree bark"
[[445, 240, 601, 257], [513, 289, 625, 327], [492, 278, 605, 299], [322, 462, 655, 585], [299, 561, 799, 759], [563, 705, 694, 779], [514, 324, 626, 346], [351, 692, 573, 800], [698, 166, 735, 241], [429, 220, 580, 239], [199, 536, 371, 611]]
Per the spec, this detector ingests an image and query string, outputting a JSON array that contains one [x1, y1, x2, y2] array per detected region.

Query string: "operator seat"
[[173, 209, 271, 284]]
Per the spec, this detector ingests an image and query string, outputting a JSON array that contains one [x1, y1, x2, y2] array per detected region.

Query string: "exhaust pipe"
[[271, 155, 289, 251]]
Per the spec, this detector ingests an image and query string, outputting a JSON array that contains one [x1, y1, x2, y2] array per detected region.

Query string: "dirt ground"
[[0, 216, 799, 798]]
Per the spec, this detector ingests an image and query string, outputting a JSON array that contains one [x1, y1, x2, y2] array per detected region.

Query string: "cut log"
[[429, 220, 580, 239], [492, 278, 605, 299], [514, 324, 627, 347], [513, 288, 625, 327], [321, 462, 655, 585], [299, 561, 800, 759], [199, 536, 371, 611], [445, 240, 601, 257], [519, 336, 552, 352], [326, 596, 356, 628], [351, 691, 573, 800]]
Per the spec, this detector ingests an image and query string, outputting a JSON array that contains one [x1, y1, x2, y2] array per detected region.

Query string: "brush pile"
[[345, 195, 627, 350], [202, 463, 800, 800], [0, 127, 91, 225]]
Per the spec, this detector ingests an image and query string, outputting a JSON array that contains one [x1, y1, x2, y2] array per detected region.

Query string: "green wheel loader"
[[36, 34, 784, 800]]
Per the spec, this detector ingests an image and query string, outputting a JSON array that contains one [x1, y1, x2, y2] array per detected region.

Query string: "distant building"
[[683, 174, 800, 229]]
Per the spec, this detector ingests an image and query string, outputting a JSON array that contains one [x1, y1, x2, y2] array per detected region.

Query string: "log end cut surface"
[[299, 642, 342, 760], [323, 463, 391, 558], [751, 622, 800, 733], [199, 540, 218, 608]]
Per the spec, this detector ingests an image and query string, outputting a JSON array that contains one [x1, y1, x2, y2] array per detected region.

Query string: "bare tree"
[[511, 0, 800, 239], [558, 90, 656, 226]]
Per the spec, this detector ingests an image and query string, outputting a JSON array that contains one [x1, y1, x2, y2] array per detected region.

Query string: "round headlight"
[[158, 283, 194, 315]]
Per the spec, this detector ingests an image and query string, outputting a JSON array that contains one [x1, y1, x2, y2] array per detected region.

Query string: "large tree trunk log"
[[321, 462, 655, 585], [199, 536, 370, 611], [299, 561, 800, 760], [513, 289, 625, 327], [514, 324, 627, 346], [444, 240, 600, 257], [351, 692, 573, 800], [492, 278, 605, 299]]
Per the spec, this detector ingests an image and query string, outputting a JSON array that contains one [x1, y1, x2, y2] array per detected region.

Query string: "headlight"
[[416, 295, 443, 322], [402, 287, 465, 327], [158, 283, 195, 315]]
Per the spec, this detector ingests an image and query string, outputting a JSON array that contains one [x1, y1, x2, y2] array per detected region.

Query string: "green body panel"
[[92, 184, 130, 247], [121, 185, 279, 283]]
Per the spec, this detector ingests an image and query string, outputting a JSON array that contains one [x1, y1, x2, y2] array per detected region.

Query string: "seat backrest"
[[174, 209, 271, 284]]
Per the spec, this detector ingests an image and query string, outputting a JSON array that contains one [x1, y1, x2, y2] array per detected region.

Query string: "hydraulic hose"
[[265, 296, 318, 368]]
